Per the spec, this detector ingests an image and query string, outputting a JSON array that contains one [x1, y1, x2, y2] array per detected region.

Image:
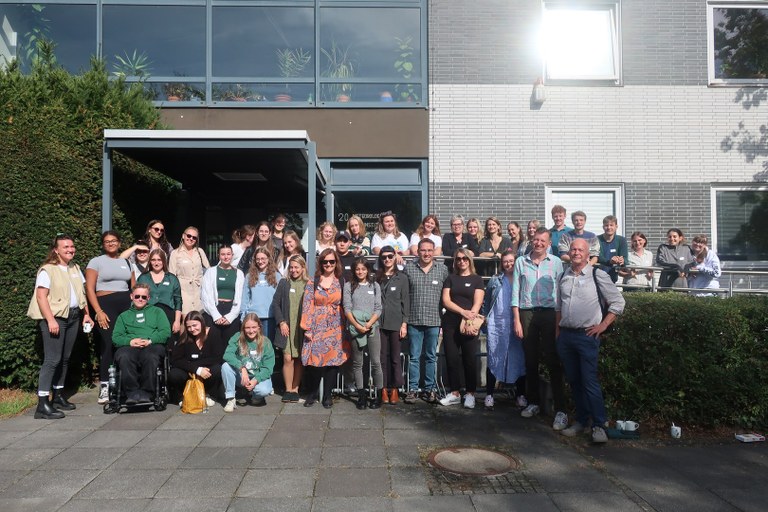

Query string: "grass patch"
[[0, 389, 37, 418]]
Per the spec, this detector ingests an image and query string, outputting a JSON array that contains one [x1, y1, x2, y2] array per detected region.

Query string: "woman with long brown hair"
[[242, 247, 282, 342], [231, 224, 256, 268], [276, 230, 306, 277], [142, 219, 174, 256], [28, 234, 93, 418], [301, 248, 348, 408], [169, 311, 226, 406]]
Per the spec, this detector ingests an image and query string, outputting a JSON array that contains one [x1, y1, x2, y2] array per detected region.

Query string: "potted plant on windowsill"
[[112, 49, 152, 81], [164, 82, 189, 101], [394, 36, 419, 103], [321, 41, 356, 102], [276, 48, 311, 102]]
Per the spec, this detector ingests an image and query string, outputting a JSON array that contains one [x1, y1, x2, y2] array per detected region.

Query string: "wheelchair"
[[103, 348, 170, 414]]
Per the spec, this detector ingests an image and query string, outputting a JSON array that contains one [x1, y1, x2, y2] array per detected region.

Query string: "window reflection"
[[213, 7, 314, 78], [103, 5, 205, 78], [334, 190, 422, 237], [0, 4, 95, 73], [212, 83, 314, 104], [320, 83, 421, 104]]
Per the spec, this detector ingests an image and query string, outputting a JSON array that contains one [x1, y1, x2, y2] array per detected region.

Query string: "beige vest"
[[27, 263, 87, 320]]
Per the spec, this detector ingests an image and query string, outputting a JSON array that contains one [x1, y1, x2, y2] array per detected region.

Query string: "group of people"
[[29, 207, 718, 442]]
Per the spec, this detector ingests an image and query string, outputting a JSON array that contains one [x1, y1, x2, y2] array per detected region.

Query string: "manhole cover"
[[427, 447, 518, 476]]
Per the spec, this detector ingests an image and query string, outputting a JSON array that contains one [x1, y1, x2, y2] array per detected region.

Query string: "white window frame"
[[541, 0, 622, 83], [710, 184, 768, 260], [544, 184, 625, 236], [707, 1, 768, 86]]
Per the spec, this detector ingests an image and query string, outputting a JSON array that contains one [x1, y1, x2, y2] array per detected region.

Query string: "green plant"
[[112, 50, 152, 80], [219, 83, 262, 102], [321, 40, 356, 100], [0, 40, 180, 390], [394, 36, 419, 102], [18, 4, 52, 71], [276, 47, 311, 87]]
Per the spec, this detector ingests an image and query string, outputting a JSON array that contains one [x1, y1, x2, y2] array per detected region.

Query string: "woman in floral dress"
[[301, 248, 348, 408]]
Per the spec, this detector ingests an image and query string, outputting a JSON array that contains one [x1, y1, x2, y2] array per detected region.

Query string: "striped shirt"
[[510, 253, 563, 309], [403, 260, 449, 327]]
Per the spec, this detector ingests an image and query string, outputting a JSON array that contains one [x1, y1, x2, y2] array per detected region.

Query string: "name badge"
[[162, 281, 170, 286], [259, 280, 266, 285], [344, 266, 351, 270], [219, 277, 226, 281], [191, 354, 199, 359], [136, 313, 144, 318], [465, 283, 471, 287], [120, 265, 128, 269], [461, 244, 467, 248], [367, 290, 374, 294], [610, 249, 616, 253], [390, 286, 397, 291], [289, 288, 296, 293], [679, 257, 685, 261], [249, 349, 258, 356], [432, 280, 438, 285]]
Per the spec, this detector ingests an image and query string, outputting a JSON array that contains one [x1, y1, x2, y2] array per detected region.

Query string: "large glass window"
[[319, 7, 422, 103], [713, 187, 768, 261], [333, 190, 422, 236], [0, 3, 96, 73], [709, 4, 768, 84], [545, 185, 624, 235], [542, 1, 621, 82]]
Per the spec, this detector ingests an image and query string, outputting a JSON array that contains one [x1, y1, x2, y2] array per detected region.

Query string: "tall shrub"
[[0, 42, 179, 389]]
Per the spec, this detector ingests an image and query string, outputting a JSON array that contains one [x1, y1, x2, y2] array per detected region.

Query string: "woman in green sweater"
[[137, 249, 182, 339], [221, 313, 275, 412]]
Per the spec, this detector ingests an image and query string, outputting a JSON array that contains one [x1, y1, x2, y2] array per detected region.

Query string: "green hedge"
[[0, 44, 180, 389], [601, 293, 768, 428]]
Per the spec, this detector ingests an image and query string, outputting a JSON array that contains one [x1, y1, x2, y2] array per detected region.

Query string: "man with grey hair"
[[442, 214, 480, 258], [556, 238, 625, 443]]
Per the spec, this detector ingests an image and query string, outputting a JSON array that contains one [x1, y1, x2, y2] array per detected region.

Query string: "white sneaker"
[[98, 385, 109, 404], [484, 394, 494, 409], [463, 394, 476, 409], [561, 421, 589, 437], [552, 411, 569, 431], [205, 396, 216, 408], [515, 395, 528, 408], [439, 393, 461, 406], [521, 404, 540, 418], [223, 398, 236, 413]]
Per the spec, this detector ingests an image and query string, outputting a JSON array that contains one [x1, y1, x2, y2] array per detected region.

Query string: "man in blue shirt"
[[596, 215, 628, 283], [548, 204, 572, 255]]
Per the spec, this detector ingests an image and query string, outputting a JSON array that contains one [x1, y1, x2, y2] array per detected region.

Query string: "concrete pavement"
[[0, 389, 765, 512]]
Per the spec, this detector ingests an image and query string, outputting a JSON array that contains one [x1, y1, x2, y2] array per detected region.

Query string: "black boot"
[[52, 389, 76, 411], [369, 388, 382, 409], [34, 396, 65, 420], [356, 389, 367, 410]]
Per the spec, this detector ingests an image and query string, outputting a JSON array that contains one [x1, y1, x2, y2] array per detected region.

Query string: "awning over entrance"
[[102, 129, 323, 273]]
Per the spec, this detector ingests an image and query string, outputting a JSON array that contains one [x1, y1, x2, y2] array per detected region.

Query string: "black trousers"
[[114, 344, 166, 396], [203, 302, 241, 345], [380, 329, 403, 389], [442, 314, 480, 393], [95, 291, 131, 381]]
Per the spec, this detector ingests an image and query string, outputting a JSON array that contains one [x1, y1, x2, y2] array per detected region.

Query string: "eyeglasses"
[[103, 239, 119, 244], [151, 227, 164, 233], [455, 256, 470, 262], [133, 295, 148, 300], [322, 259, 336, 265], [381, 254, 395, 260], [184, 233, 198, 241]]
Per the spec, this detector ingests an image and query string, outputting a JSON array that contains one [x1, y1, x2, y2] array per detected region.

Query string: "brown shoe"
[[381, 388, 390, 404], [389, 388, 399, 405]]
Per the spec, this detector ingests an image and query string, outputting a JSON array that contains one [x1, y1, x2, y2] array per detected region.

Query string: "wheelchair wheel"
[[154, 396, 167, 411], [103, 401, 119, 414]]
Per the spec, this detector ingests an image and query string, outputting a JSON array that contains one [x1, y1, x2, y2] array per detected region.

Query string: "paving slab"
[[261, 429, 324, 447], [638, 488, 740, 512], [0, 471, 28, 492], [0, 496, 70, 512], [391, 495, 475, 512], [321, 445, 387, 467], [38, 413, 115, 431], [199, 428, 267, 447], [0, 448, 62, 470], [1, 469, 99, 500], [137, 429, 209, 447], [329, 412, 383, 430], [75, 469, 173, 499], [386, 445, 423, 467], [157, 412, 223, 430], [7, 429, 90, 449], [548, 491, 647, 512], [324, 428, 384, 447], [215, 414, 276, 431], [236, 468, 316, 497], [112, 446, 195, 469], [250, 446, 322, 469], [0, 415, 48, 432], [470, 493, 561, 512], [46, 447, 127, 469], [389, 465, 429, 496], [73, 429, 151, 448], [182, 446, 259, 469], [315, 467, 390, 497], [228, 496, 311, 512], [100, 411, 171, 430], [272, 414, 328, 431], [0, 431, 28, 449], [146, 497, 231, 512], [712, 487, 768, 512], [155, 468, 245, 498], [57, 498, 151, 512], [311, 496, 394, 512], [384, 429, 445, 446]]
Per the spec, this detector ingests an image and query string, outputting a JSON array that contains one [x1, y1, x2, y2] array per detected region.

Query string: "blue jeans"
[[556, 328, 606, 427], [222, 362, 273, 400], [407, 325, 439, 392]]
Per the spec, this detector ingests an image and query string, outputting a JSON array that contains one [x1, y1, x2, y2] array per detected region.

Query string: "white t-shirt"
[[231, 244, 245, 268], [409, 232, 442, 249], [371, 233, 410, 254], [35, 265, 85, 309]]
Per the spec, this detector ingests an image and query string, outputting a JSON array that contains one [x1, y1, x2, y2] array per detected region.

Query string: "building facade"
[[2, 0, 767, 265]]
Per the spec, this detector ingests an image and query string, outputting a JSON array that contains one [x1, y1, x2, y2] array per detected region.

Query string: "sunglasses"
[[455, 256, 470, 262], [133, 294, 148, 300], [322, 259, 337, 265], [381, 254, 395, 260], [151, 227, 164, 233], [184, 233, 198, 241]]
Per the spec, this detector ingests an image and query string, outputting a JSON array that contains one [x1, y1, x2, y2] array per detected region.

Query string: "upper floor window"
[[541, 0, 621, 83], [708, 3, 768, 84], [712, 186, 768, 261], [545, 185, 624, 235]]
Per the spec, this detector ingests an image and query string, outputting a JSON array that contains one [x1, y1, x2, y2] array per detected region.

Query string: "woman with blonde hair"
[[221, 314, 275, 411], [466, 218, 483, 246], [241, 247, 282, 342], [409, 214, 443, 256], [315, 221, 337, 255], [347, 215, 371, 256], [371, 211, 410, 257], [169, 226, 210, 315], [29, 234, 93, 418], [272, 255, 309, 402]]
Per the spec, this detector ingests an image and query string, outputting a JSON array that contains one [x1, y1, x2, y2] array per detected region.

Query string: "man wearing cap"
[[335, 230, 356, 282], [403, 238, 449, 404], [557, 238, 625, 443]]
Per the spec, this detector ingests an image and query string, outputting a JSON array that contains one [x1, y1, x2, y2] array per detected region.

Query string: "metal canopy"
[[102, 129, 321, 273]]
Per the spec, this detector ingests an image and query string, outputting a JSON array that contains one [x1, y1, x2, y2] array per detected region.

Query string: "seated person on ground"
[[221, 313, 275, 412], [112, 283, 171, 403]]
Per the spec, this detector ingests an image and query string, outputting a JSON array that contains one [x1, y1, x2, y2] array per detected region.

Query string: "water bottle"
[[108, 365, 116, 388]]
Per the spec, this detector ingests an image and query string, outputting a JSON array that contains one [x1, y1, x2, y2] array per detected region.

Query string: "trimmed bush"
[[601, 293, 768, 427], [0, 43, 179, 389]]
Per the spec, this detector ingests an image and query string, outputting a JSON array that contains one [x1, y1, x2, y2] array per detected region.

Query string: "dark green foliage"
[[600, 293, 768, 427], [0, 41, 178, 389]]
